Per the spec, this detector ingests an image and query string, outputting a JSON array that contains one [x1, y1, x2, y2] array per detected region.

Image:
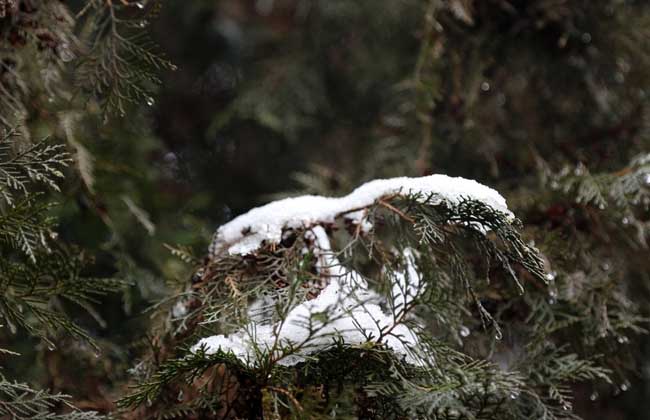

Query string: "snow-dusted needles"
[[208, 174, 512, 257], [194, 175, 513, 367]]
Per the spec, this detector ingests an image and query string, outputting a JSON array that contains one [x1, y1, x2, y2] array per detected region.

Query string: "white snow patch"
[[193, 226, 422, 367], [343, 209, 374, 234], [209, 175, 512, 256], [172, 300, 189, 318], [391, 248, 422, 315], [196, 175, 512, 367]]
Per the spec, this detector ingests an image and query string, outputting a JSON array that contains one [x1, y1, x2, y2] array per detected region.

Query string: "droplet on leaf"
[[59, 44, 75, 62], [459, 326, 470, 338], [620, 380, 631, 392]]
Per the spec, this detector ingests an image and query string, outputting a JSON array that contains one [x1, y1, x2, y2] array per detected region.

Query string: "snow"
[[194, 175, 513, 367], [209, 175, 512, 256], [172, 300, 188, 318], [193, 226, 421, 367], [391, 248, 421, 315]]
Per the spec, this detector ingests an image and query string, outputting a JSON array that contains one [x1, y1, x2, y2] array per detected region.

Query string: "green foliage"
[[117, 187, 621, 419], [0, 127, 123, 344], [0, 127, 122, 417], [0, 128, 69, 261], [1, 0, 650, 418], [75, 0, 175, 116], [0, 374, 105, 419]]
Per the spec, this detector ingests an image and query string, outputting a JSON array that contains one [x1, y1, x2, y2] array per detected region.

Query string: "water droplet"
[[177, 390, 184, 402], [134, 1, 145, 9], [93, 349, 101, 358], [145, 96, 155, 106], [170, 64, 178, 71], [481, 81, 491, 92], [545, 271, 557, 282], [617, 336, 629, 344], [509, 390, 519, 400], [620, 380, 631, 392], [562, 403, 571, 411], [49, 231, 59, 240], [547, 288, 558, 304], [47, 343, 56, 351], [138, 19, 149, 28], [459, 326, 470, 338], [622, 217, 630, 225], [146, 398, 153, 407], [494, 330, 503, 341], [590, 391, 599, 401], [574, 164, 585, 176], [581, 32, 592, 43], [59, 44, 75, 62], [598, 203, 606, 210], [550, 180, 560, 190], [601, 262, 611, 271]]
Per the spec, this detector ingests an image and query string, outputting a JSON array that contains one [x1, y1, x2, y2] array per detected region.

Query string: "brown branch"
[[267, 386, 304, 413], [378, 199, 416, 224]]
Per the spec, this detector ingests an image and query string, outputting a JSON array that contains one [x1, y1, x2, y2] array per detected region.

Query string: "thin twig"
[[267, 386, 304, 413], [378, 199, 416, 224]]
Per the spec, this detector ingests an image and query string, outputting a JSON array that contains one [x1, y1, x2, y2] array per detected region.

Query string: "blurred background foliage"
[[1, 0, 650, 418]]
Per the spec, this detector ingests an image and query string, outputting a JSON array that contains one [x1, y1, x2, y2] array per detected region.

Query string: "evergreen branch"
[[0, 194, 55, 262], [0, 245, 126, 345], [0, 130, 71, 205], [75, 0, 174, 115], [0, 376, 105, 419]]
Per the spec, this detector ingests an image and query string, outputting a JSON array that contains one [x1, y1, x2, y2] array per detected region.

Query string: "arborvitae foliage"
[[137, 1, 650, 418], [119, 179, 621, 419], [0, 126, 122, 418], [0, 0, 172, 130], [1, 0, 649, 419], [0, 0, 170, 417], [75, 0, 175, 116]]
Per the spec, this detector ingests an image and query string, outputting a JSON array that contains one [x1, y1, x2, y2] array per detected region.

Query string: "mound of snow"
[[195, 175, 512, 367], [209, 174, 511, 256]]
